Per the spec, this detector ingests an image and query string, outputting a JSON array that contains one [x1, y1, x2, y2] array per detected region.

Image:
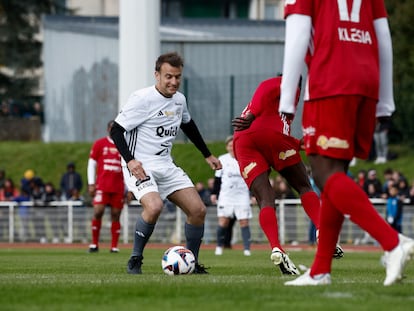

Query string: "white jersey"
[[115, 85, 191, 169], [215, 153, 251, 206]]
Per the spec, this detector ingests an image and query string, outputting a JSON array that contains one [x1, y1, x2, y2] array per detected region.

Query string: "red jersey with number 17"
[[89, 137, 124, 194], [284, 0, 387, 101]]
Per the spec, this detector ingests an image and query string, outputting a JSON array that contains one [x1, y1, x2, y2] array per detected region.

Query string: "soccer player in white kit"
[[111, 52, 222, 274], [212, 136, 252, 257]]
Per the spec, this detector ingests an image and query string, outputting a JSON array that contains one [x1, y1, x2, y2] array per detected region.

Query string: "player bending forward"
[[111, 52, 221, 274], [232, 75, 343, 276]]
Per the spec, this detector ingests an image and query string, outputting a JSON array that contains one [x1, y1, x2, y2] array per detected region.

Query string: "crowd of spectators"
[[0, 99, 44, 123], [0, 165, 85, 207], [2, 162, 414, 243]]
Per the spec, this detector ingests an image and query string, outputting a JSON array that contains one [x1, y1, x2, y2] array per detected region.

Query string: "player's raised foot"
[[127, 256, 143, 274], [285, 270, 331, 286], [88, 244, 99, 253], [215, 246, 223, 256], [316, 230, 345, 259], [193, 263, 209, 274], [270, 247, 300, 275], [110, 247, 120, 253], [383, 234, 414, 286], [333, 244, 344, 259]]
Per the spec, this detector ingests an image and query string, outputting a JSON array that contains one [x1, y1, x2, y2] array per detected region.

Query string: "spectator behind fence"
[[60, 162, 83, 200], [386, 183, 403, 233], [0, 178, 19, 201], [355, 169, 367, 189], [363, 169, 383, 198], [397, 178, 410, 201], [382, 168, 394, 197], [20, 169, 44, 197]]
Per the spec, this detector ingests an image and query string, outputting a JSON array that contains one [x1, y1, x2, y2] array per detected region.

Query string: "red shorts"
[[233, 131, 302, 188], [93, 190, 124, 209], [302, 95, 377, 160]]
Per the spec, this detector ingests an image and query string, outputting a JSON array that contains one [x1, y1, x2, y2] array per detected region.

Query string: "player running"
[[111, 52, 221, 274], [280, 0, 414, 286], [232, 75, 343, 276], [87, 120, 125, 253]]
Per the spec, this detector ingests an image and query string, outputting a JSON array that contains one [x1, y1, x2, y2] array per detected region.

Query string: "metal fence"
[[1, 199, 413, 245]]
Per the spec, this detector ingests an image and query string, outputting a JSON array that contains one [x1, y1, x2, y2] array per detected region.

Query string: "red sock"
[[259, 206, 283, 251], [300, 191, 321, 228], [311, 192, 343, 276], [324, 172, 398, 251], [91, 219, 101, 246], [111, 221, 121, 249]]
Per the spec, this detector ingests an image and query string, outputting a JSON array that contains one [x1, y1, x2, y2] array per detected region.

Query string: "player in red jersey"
[[232, 75, 342, 275], [87, 120, 125, 253], [280, 0, 414, 286]]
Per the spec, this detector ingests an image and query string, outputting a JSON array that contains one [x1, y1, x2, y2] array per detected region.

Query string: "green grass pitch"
[[0, 246, 413, 311]]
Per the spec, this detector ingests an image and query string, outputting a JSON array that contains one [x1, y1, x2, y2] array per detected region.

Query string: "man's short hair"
[[225, 135, 233, 145], [155, 52, 184, 72]]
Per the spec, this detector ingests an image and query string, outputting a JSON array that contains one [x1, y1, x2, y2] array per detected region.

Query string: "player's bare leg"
[[280, 162, 343, 259], [250, 172, 299, 275]]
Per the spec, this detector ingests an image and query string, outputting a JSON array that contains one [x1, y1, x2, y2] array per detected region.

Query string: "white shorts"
[[122, 164, 194, 202], [216, 203, 252, 220]]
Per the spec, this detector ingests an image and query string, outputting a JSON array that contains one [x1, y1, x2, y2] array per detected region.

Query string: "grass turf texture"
[[0, 247, 413, 311]]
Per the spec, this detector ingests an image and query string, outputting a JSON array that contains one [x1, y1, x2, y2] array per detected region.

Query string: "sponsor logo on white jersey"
[[156, 126, 179, 137]]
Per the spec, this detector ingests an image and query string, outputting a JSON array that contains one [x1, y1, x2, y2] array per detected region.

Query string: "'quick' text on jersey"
[[156, 125, 179, 137]]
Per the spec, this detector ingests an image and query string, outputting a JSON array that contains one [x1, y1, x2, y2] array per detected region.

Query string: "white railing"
[[0, 199, 413, 244]]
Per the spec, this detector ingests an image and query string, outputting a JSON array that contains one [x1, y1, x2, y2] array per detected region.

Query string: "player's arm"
[[374, 17, 395, 118], [110, 121, 134, 163], [210, 176, 221, 205], [180, 119, 222, 170], [110, 121, 147, 180], [87, 158, 97, 196], [232, 111, 255, 131], [279, 14, 311, 115]]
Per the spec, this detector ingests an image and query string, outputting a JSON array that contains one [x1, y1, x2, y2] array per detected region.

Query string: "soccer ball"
[[161, 246, 196, 275]]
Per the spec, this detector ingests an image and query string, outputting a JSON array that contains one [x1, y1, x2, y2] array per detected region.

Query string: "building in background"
[[65, 0, 284, 20], [41, 0, 291, 142], [42, 16, 293, 142]]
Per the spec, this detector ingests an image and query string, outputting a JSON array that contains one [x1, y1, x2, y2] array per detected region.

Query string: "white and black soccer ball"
[[161, 246, 196, 275]]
